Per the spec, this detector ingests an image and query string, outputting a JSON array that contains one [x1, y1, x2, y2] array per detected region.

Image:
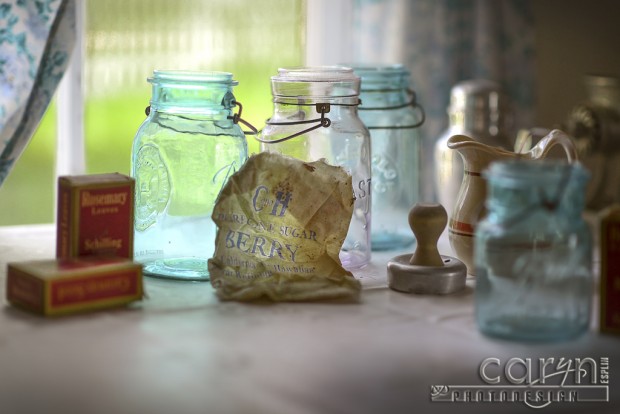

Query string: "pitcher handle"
[[528, 129, 578, 162]]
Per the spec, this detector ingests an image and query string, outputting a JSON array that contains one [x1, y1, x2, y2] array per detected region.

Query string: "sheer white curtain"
[[0, 0, 75, 185]]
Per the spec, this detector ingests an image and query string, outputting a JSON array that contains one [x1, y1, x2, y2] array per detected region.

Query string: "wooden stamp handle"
[[408, 203, 447, 267]]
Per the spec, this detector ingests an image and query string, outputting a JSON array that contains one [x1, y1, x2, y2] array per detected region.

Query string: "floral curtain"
[[0, 0, 74, 184], [352, 0, 536, 200]]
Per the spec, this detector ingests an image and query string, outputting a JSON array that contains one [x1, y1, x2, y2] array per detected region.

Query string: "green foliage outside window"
[[0, 0, 305, 225]]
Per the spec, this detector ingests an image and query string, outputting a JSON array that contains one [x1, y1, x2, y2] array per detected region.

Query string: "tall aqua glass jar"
[[258, 67, 371, 269], [131, 71, 248, 281], [475, 160, 592, 341], [354, 65, 425, 250]]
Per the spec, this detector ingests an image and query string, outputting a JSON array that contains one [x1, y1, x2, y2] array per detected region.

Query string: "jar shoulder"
[[133, 116, 245, 140]]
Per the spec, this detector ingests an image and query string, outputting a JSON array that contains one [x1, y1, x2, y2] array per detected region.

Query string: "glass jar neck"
[[269, 100, 360, 130], [487, 184, 584, 222], [354, 64, 411, 108], [485, 162, 588, 222], [359, 88, 410, 108], [148, 70, 237, 116], [273, 96, 360, 107], [271, 66, 360, 106], [353, 64, 409, 89], [270, 67, 361, 120]]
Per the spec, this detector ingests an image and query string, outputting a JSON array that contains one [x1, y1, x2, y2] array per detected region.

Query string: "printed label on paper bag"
[[208, 152, 361, 301]]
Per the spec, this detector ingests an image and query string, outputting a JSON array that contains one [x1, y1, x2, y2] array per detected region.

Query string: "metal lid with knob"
[[387, 203, 467, 295], [448, 79, 512, 145]]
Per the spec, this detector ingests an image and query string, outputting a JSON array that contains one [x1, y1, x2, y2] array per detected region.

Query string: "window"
[[0, 0, 306, 225]]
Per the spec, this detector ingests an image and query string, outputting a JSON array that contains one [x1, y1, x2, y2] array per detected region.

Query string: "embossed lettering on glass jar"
[[475, 160, 592, 342], [258, 67, 372, 269], [131, 71, 248, 280], [353, 64, 425, 250]]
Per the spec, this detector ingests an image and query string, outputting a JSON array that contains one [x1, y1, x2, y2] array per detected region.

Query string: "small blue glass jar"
[[131, 71, 248, 281], [353, 65, 425, 251], [475, 160, 592, 341]]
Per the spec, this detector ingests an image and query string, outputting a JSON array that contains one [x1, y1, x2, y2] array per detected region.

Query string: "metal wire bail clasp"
[[256, 103, 332, 144], [227, 100, 258, 135], [358, 89, 426, 130], [144, 99, 258, 136]]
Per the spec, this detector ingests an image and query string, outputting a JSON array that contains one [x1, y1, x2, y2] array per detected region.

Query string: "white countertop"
[[0, 224, 618, 414]]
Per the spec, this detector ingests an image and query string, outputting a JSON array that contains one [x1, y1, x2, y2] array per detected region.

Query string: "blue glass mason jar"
[[475, 160, 592, 341], [258, 67, 371, 269], [131, 71, 248, 281], [353, 65, 425, 250]]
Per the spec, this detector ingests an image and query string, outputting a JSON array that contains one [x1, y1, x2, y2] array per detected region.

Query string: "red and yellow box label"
[[56, 173, 134, 260], [6, 258, 143, 317]]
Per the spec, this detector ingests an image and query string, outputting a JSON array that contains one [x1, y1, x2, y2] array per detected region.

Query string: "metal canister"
[[433, 79, 513, 217]]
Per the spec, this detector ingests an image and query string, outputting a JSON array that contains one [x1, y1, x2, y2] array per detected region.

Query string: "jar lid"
[[149, 70, 238, 86], [449, 79, 503, 114], [148, 70, 238, 113], [271, 66, 360, 98], [273, 66, 358, 82], [350, 64, 410, 91]]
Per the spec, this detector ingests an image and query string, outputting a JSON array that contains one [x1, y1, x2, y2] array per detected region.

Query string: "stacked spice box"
[[6, 173, 143, 316]]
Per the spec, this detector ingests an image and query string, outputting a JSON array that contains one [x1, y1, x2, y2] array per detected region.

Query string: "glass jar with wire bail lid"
[[257, 66, 372, 269], [353, 64, 425, 250], [475, 160, 592, 341], [131, 70, 249, 281]]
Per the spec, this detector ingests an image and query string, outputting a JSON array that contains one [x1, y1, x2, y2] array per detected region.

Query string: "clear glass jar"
[[353, 64, 425, 251], [258, 67, 371, 269], [475, 160, 592, 341], [131, 70, 248, 281]]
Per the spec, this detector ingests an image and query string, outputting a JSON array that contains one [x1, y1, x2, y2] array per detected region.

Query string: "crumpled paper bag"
[[208, 152, 361, 301]]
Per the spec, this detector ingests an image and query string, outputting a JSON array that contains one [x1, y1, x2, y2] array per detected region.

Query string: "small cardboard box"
[[6, 258, 143, 316], [56, 173, 134, 260], [600, 205, 620, 334]]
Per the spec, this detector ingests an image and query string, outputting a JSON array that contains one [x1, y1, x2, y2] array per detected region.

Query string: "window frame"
[[55, 0, 350, 181], [56, 0, 86, 178]]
